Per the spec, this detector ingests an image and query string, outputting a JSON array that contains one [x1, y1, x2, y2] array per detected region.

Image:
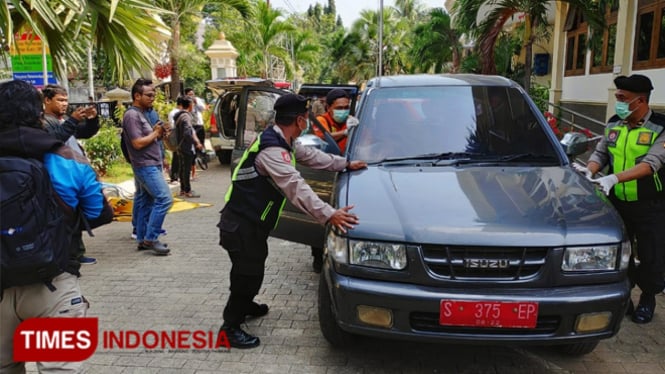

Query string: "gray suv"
[[271, 74, 631, 355]]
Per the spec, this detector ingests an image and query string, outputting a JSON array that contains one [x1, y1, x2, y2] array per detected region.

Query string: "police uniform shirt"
[[254, 125, 348, 224], [590, 110, 665, 173]]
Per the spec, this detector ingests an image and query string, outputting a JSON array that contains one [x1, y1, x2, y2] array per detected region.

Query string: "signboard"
[[10, 32, 57, 88]]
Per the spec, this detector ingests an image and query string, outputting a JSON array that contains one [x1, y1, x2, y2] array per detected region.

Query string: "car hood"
[[342, 166, 624, 246]]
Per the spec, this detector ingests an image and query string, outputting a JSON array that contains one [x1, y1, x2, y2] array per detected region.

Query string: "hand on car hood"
[[342, 166, 624, 247]]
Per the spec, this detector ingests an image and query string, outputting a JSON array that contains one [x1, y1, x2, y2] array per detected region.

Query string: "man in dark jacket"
[[173, 95, 203, 198], [0, 79, 113, 373], [218, 94, 366, 348]]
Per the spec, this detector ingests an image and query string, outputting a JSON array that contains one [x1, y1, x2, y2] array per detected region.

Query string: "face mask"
[[332, 109, 350, 123], [615, 97, 639, 119], [298, 116, 310, 134]]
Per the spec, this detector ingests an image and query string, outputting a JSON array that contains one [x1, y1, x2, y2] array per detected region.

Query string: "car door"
[[220, 86, 286, 168]]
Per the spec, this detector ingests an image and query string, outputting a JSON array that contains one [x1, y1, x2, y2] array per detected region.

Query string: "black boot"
[[631, 293, 656, 324], [246, 302, 269, 318], [219, 324, 260, 349], [311, 246, 323, 273]]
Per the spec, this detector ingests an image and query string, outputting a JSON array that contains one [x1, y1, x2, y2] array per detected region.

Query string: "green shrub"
[[82, 118, 122, 176], [529, 82, 550, 113]]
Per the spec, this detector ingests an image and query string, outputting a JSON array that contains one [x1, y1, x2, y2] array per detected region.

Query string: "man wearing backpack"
[[173, 95, 203, 198], [42, 84, 100, 266], [122, 78, 172, 255], [0, 79, 113, 373]]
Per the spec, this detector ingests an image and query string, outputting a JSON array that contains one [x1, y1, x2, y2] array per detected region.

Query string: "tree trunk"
[[169, 20, 181, 101]]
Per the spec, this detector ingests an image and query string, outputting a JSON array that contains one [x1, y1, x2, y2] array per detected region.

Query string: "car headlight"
[[619, 239, 631, 270], [326, 230, 348, 264], [561, 244, 623, 272], [350, 240, 407, 270]]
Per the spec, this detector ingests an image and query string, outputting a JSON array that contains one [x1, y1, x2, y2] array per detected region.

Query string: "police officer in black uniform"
[[217, 94, 367, 348], [575, 74, 665, 324]]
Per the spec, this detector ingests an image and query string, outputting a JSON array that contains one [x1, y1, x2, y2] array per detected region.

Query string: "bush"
[[82, 118, 122, 176]]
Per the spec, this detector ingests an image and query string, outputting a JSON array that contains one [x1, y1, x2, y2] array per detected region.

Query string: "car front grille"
[[421, 245, 549, 280], [410, 312, 560, 335]]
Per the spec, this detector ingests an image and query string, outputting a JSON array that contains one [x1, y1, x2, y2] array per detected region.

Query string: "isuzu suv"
[[228, 74, 632, 355]]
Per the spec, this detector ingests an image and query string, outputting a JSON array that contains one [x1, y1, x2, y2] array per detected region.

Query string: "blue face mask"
[[332, 109, 350, 123], [615, 97, 639, 120], [298, 116, 310, 134]]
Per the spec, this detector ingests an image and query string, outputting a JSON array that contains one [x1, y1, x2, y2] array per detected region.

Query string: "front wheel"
[[318, 272, 355, 347]]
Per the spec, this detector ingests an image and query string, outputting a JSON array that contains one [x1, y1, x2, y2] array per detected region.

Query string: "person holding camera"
[[42, 84, 100, 265], [122, 78, 172, 255]]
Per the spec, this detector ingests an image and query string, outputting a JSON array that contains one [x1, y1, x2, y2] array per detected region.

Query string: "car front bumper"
[[324, 263, 631, 346]]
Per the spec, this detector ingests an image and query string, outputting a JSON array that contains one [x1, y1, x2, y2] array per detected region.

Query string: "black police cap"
[[274, 93, 309, 116], [326, 89, 349, 106], [614, 74, 654, 94]]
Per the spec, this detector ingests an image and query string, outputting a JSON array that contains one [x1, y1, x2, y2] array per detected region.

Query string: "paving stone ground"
[[27, 161, 665, 373]]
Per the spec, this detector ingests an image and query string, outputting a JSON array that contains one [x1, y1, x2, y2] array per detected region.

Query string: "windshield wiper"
[[367, 152, 478, 166], [493, 153, 559, 162]]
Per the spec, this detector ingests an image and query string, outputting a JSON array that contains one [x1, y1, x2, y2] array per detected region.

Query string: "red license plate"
[[439, 300, 538, 328]]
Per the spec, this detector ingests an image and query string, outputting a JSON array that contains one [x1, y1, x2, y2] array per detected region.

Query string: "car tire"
[[216, 150, 231, 165], [318, 271, 354, 347], [557, 340, 599, 356]]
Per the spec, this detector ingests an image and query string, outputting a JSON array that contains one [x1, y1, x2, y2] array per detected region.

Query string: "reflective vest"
[[606, 116, 665, 201], [224, 126, 296, 229]]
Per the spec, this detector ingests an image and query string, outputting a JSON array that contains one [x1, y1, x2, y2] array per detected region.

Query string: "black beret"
[[326, 89, 349, 106], [614, 74, 653, 94], [274, 93, 309, 115], [274, 94, 309, 124]]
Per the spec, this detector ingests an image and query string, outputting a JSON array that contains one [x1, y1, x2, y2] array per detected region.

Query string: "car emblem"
[[464, 258, 510, 269]]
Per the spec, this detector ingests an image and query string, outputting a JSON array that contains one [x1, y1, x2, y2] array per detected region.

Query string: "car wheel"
[[216, 150, 231, 164], [557, 340, 599, 356], [318, 271, 354, 347]]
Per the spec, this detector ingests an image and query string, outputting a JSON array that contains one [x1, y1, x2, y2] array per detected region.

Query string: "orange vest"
[[314, 112, 347, 153]]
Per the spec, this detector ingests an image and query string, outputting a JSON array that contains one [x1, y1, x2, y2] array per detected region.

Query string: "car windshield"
[[349, 85, 560, 164]]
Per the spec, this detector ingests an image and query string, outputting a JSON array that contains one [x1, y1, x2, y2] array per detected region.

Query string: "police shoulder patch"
[[281, 151, 291, 163]]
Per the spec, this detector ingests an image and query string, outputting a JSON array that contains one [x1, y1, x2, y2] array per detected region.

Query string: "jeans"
[[132, 165, 173, 242]]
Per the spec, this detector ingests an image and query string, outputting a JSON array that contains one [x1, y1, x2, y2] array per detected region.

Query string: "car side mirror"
[[560, 132, 589, 157]]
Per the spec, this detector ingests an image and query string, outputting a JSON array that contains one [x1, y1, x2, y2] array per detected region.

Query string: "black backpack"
[[0, 156, 74, 291]]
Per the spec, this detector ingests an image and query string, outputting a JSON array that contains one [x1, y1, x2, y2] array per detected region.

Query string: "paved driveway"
[[29, 162, 665, 373]]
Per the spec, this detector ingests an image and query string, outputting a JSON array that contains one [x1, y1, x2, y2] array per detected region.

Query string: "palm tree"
[[154, 0, 250, 99], [244, 1, 295, 79], [452, 0, 605, 89], [410, 8, 461, 73], [350, 7, 409, 79], [2, 0, 170, 82], [289, 30, 319, 84]]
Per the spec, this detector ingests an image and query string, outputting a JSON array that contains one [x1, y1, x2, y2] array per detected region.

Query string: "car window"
[[219, 92, 239, 138], [350, 86, 558, 163], [242, 91, 279, 147]]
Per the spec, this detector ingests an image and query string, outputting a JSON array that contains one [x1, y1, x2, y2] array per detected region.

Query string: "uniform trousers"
[[0, 272, 88, 374], [611, 198, 665, 296], [217, 208, 270, 327]]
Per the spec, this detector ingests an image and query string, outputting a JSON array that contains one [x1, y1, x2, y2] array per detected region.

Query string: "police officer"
[[574, 74, 665, 324], [217, 94, 367, 348]]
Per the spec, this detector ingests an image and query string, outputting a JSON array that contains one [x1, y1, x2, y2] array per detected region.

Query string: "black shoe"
[[138, 240, 170, 256], [247, 303, 269, 318], [631, 294, 655, 324], [220, 324, 260, 349]]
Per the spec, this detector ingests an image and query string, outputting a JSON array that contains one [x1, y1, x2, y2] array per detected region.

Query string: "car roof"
[[366, 74, 517, 89]]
